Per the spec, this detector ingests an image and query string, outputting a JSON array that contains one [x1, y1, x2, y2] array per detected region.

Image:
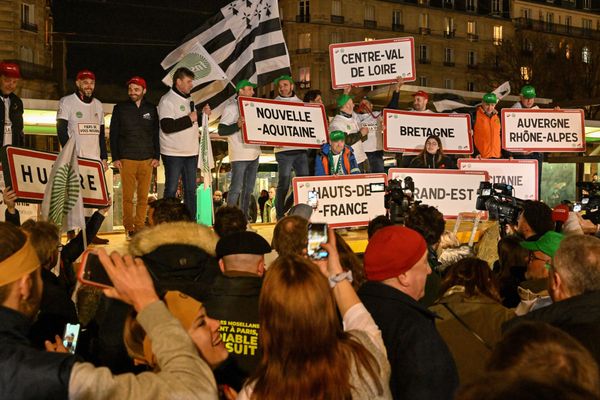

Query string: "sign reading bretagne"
[[458, 159, 538, 200], [293, 174, 387, 228], [383, 110, 473, 154], [0, 146, 109, 207], [501, 109, 585, 152], [239, 97, 328, 148], [388, 168, 488, 218], [329, 37, 416, 89]]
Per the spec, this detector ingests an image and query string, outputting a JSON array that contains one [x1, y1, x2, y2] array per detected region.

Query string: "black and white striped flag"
[[161, 0, 291, 116]]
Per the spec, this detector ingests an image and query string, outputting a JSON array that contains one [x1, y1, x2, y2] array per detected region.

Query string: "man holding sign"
[[315, 131, 360, 176], [473, 93, 502, 159], [218, 80, 261, 220], [330, 89, 368, 171]]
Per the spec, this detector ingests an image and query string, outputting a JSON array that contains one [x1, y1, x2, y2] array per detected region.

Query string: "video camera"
[[371, 177, 418, 225], [575, 181, 600, 224], [475, 182, 524, 233]]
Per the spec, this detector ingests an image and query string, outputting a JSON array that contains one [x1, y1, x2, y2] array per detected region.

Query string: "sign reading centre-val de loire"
[[329, 37, 416, 89], [501, 109, 585, 152], [239, 97, 328, 148], [458, 159, 538, 200], [0, 146, 110, 207], [384, 111, 473, 154], [293, 174, 387, 228], [388, 169, 488, 218]]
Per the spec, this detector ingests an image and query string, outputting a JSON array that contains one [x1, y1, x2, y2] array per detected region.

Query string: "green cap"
[[520, 85, 536, 99], [483, 93, 498, 104], [337, 94, 352, 108], [329, 130, 346, 142], [273, 75, 294, 86], [235, 79, 257, 92], [520, 231, 564, 257]]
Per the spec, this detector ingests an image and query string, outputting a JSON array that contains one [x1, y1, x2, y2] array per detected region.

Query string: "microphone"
[[552, 204, 569, 232]]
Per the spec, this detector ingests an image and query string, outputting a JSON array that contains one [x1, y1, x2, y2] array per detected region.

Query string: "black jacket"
[[409, 153, 455, 169], [0, 306, 76, 399], [358, 281, 459, 400], [109, 99, 159, 161], [0, 93, 24, 147]]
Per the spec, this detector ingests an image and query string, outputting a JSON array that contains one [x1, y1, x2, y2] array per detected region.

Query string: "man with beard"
[[57, 70, 109, 244], [0, 62, 24, 147], [110, 76, 159, 239]]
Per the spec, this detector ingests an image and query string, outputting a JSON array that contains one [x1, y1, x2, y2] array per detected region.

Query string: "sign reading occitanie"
[[239, 97, 328, 148], [383, 110, 473, 154], [501, 109, 585, 152], [329, 37, 416, 89], [293, 174, 387, 228], [458, 159, 538, 200], [388, 168, 487, 218]]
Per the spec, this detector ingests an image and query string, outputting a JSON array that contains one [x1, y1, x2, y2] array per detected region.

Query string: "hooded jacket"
[[315, 143, 360, 176]]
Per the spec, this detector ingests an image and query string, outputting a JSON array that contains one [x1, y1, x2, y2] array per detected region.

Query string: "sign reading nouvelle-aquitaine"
[[501, 109, 585, 152], [383, 110, 473, 154], [329, 37, 416, 89], [239, 97, 328, 148]]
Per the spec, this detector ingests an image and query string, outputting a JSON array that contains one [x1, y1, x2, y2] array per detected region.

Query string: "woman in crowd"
[[238, 231, 391, 399], [494, 235, 528, 308], [429, 257, 514, 384], [409, 135, 455, 169]]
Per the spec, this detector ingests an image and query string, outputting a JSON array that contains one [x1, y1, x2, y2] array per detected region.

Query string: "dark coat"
[[109, 99, 159, 161], [358, 281, 459, 400], [409, 153, 455, 169], [0, 306, 76, 399], [0, 93, 24, 147]]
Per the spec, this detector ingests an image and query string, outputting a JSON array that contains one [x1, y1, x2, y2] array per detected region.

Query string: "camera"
[[576, 181, 600, 224], [371, 177, 418, 224], [475, 182, 524, 231]]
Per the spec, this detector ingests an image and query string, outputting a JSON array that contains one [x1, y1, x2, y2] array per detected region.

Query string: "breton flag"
[[161, 0, 291, 115]]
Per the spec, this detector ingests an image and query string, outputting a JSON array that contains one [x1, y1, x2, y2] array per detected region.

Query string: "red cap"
[[364, 226, 427, 281], [552, 204, 570, 223], [76, 69, 95, 81], [412, 90, 429, 100], [0, 62, 21, 79], [127, 76, 146, 89]]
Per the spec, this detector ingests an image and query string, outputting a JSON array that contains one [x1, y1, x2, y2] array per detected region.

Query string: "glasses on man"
[[529, 252, 553, 271]]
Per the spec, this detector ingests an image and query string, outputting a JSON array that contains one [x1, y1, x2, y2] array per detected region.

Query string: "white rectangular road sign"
[[0, 165, 38, 222], [239, 96, 328, 149], [293, 174, 387, 228], [384, 110, 473, 154], [329, 37, 416, 89], [458, 159, 538, 200], [501, 109, 585, 152], [388, 168, 488, 218]]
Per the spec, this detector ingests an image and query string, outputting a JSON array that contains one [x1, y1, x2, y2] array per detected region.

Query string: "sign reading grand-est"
[[383, 110, 473, 154], [293, 174, 387, 228], [239, 97, 328, 148], [0, 146, 110, 207], [388, 168, 488, 218], [501, 109, 585, 152], [458, 159, 538, 200], [329, 37, 416, 89]]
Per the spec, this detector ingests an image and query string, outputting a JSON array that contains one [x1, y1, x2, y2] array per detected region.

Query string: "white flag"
[[492, 81, 511, 100], [162, 41, 228, 88], [198, 112, 214, 189], [40, 137, 85, 233]]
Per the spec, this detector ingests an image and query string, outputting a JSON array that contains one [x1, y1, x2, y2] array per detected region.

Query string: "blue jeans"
[[228, 158, 259, 220], [162, 154, 198, 219], [275, 150, 308, 219], [367, 151, 385, 173]]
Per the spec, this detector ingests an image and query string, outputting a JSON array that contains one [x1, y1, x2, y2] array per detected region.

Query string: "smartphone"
[[63, 323, 81, 354], [573, 203, 582, 212], [78, 250, 113, 289], [369, 182, 386, 193], [307, 223, 328, 260], [307, 189, 318, 209]]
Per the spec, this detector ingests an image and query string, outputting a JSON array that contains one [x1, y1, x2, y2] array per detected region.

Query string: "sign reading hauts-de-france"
[[239, 97, 328, 148], [293, 174, 387, 228], [388, 168, 488, 218], [329, 37, 416, 89], [0, 146, 109, 207], [458, 159, 538, 200], [383, 110, 473, 154], [501, 109, 585, 152]]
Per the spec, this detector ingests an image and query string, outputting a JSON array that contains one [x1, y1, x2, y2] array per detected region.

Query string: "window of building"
[[420, 13, 429, 28], [331, 0, 341, 16], [444, 17, 455, 35], [583, 0, 591, 9], [298, 33, 311, 50], [393, 10, 402, 25], [20, 46, 33, 63], [365, 5, 375, 20], [565, 16, 572, 31], [582, 46, 591, 63], [520, 66, 532, 80], [522, 38, 533, 52], [331, 31, 341, 43], [583, 19, 593, 31], [467, 81, 476, 91], [419, 76, 428, 87], [467, 21, 477, 34], [493, 25, 503, 45], [298, 66, 311, 88], [546, 13, 554, 31], [419, 44, 430, 61], [444, 79, 454, 89], [468, 50, 477, 66], [491, 0, 501, 14], [522, 8, 531, 20], [444, 0, 454, 8], [298, 0, 309, 17], [21, 3, 34, 24], [418, 0, 429, 5], [466, 0, 477, 12], [444, 47, 454, 63], [364, 37, 375, 41], [565, 44, 571, 59]]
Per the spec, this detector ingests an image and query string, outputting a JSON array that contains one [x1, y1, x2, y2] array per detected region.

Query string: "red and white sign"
[[388, 168, 488, 218], [501, 109, 585, 152], [458, 159, 538, 200], [383, 110, 473, 154], [239, 97, 328, 148], [0, 146, 110, 207], [293, 174, 387, 228], [329, 37, 416, 89], [0, 164, 39, 222]]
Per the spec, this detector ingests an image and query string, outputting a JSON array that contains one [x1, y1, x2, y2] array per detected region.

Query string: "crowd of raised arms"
[[1, 61, 600, 400]]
